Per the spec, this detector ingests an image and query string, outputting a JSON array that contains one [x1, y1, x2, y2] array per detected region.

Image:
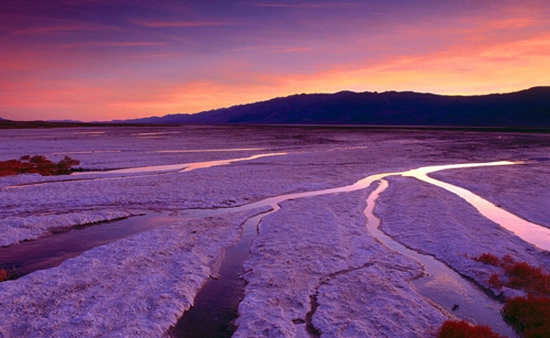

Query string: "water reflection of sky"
[[154, 148, 265, 153], [403, 161, 550, 251], [363, 179, 511, 336], [52, 150, 122, 155], [102, 152, 287, 174]]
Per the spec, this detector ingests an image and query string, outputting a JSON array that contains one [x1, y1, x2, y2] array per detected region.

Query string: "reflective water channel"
[[172, 160, 546, 337], [0, 214, 183, 277], [4, 159, 548, 337], [364, 180, 514, 336]]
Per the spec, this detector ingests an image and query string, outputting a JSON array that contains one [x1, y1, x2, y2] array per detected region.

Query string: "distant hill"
[[120, 87, 550, 128], [0, 119, 134, 129]]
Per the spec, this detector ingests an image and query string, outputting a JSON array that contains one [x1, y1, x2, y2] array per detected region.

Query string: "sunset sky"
[[1, 0, 549, 121]]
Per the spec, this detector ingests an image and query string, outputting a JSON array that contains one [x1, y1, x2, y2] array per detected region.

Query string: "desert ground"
[[0, 126, 549, 337]]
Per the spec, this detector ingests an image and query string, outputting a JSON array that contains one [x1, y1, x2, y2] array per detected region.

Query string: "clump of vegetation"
[[0, 155, 79, 176], [473, 253, 501, 266], [473, 253, 549, 296], [473, 253, 550, 337], [502, 295, 550, 338], [0, 268, 17, 282], [437, 320, 504, 338]]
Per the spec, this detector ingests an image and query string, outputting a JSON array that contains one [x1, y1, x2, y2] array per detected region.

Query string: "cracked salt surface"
[[0, 211, 261, 337], [364, 180, 514, 337], [234, 192, 448, 337], [1, 126, 549, 337], [231, 161, 536, 337]]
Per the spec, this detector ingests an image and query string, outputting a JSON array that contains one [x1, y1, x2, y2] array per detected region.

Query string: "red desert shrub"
[[474, 253, 501, 266], [29, 155, 47, 163], [0, 268, 17, 282], [474, 253, 550, 297], [0, 155, 79, 177], [501, 254, 515, 269], [502, 296, 550, 338], [437, 320, 504, 338], [488, 273, 504, 289], [472, 253, 550, 337], [504, 262, 550, 297]]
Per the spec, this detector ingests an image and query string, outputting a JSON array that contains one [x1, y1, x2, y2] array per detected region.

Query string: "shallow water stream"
[[0, 213, 182, 276], [4, 159, 547, 337], [172, 160, 546, 336], [168, 210, 277, 338], [365, 180, 515, 336]]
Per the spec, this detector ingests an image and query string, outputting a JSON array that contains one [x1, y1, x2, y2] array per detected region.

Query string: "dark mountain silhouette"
[[120, 87, 550, 128], [0, 119, 132, 129]]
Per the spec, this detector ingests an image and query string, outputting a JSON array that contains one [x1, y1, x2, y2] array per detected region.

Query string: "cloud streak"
[[131, 20, 235, 28], [63, 41, 168, 48], [243, 2, 366, 9], [10, 23, 118, 36]]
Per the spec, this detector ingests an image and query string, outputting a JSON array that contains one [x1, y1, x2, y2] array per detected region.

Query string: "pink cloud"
[[131, 20, 235, 28], [62, 41, 168, 48], [243, 2, 366, 9], [227, 45, 312, 54], [10, 23, 118, 36], [277, 47, 312, 53]]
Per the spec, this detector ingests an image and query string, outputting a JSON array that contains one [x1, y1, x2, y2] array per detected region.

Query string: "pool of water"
[[0, 213, 182, 277]]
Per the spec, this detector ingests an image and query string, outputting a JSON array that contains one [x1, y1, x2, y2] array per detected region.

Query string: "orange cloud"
[[287, 33, 550, 95], [3, 27, 549, 122]]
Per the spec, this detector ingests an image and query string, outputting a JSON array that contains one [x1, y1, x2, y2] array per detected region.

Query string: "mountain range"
[[117, 87, 550, 128], [2, 87, 549, 129]]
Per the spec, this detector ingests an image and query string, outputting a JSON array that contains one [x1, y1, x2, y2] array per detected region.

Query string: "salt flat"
[[0, 126, 549, 337]]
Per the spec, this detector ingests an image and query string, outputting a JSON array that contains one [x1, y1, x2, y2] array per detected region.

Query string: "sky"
[[1, 0, 549, 122]]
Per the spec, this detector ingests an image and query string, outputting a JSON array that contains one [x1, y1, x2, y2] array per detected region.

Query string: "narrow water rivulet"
[[0, 214, 181, 277], [169, 209, 277, 338], [4, 159, 546, 337], [364, 180, 515, 337], [172, 160, 545, 336]]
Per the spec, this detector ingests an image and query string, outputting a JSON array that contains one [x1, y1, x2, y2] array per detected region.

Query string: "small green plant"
[[436, 320, 504, 338]]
